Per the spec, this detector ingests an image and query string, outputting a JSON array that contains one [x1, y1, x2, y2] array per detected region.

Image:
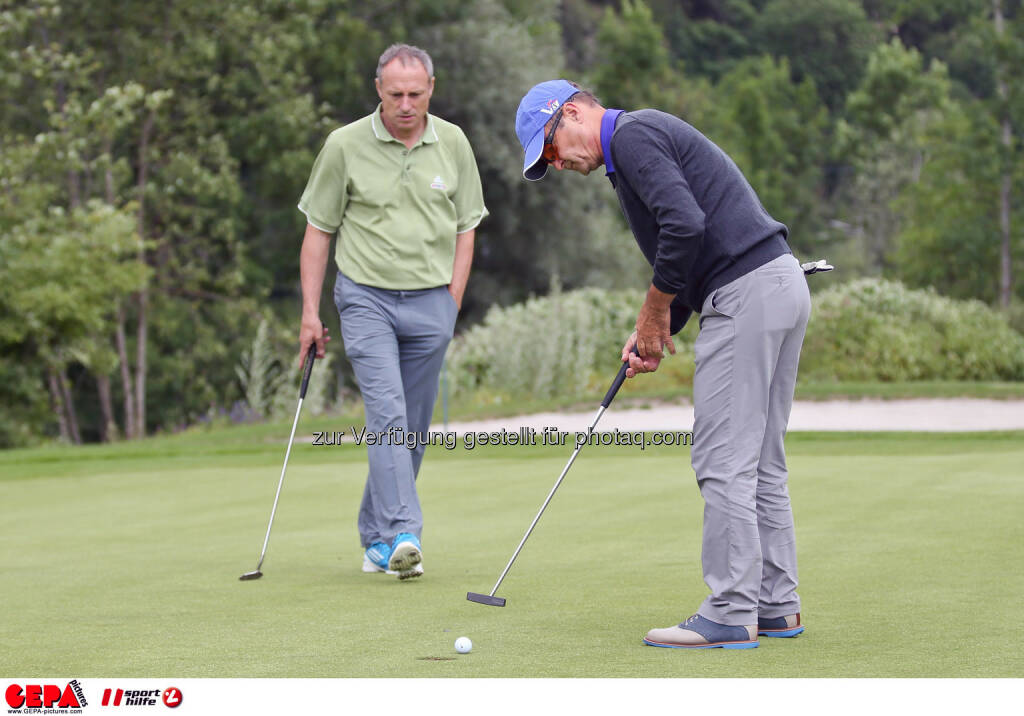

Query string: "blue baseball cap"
[[515, 79, 579, 181]]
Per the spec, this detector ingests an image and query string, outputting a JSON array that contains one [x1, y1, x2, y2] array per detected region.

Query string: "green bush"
[[801, 279, 1024, 381], [446, 279, 1024, 400], [446, 285, 653, 400]]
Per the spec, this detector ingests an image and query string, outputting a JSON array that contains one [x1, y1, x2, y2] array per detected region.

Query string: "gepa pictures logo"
[[5, 680, 87, 711]]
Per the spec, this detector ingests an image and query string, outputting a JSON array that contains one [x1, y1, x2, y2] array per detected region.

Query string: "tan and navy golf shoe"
[[644, 614, 758, 650]]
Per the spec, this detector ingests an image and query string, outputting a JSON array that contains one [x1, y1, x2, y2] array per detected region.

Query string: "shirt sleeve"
[[451, 129, 489, 234], [297, 130, 348, 234], [612, 123, 704, 295], [669, 297, 693, 335]]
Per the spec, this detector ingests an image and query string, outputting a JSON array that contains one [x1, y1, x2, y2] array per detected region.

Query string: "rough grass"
[[1, 426, 1022, 678]]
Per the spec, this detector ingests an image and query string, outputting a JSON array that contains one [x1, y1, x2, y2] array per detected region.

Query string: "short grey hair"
[[376, 44, 434, 80], [566, 81, 600, 106]]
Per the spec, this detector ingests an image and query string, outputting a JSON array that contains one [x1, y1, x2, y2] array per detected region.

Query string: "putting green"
[[1, 427, 1022, 677]]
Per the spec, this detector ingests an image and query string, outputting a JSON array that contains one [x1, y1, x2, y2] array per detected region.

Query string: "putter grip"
[[601, 346, 639, 408], [299, 321, 327, 399], [299, 343, 316, 399]]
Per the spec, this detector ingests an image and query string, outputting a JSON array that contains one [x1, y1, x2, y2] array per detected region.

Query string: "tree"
[[756, 0, 879, 113], [414, 0, 650, 315], [590, 0, 678, 111], [1, 2, 154, 442], [709, 55, 829, 253], [0, 203, 145, 443], [586, 0, 715, 125], [990, 0, 1020, 308], [648, 0, 760, 81], [0, 0, 277, 440], [834, 38, 954, 273], [861, 1, 1023, 305], [891, 101, 1006, 301]]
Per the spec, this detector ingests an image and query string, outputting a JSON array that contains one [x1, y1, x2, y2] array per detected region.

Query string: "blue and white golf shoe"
[[388, 532, 423, 580]]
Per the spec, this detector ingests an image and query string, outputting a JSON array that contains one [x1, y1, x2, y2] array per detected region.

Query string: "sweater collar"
[[601, 109, 625, 175]]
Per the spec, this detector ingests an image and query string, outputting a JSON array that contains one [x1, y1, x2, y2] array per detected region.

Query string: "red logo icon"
[[162, 687, 182, 708]]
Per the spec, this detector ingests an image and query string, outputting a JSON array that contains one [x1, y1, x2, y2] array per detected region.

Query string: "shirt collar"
[[601, 109, 625, 175], [371, 103, 439, 145]]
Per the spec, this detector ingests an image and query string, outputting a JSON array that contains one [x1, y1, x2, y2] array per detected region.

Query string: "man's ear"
[[563, 101, 583, 123]]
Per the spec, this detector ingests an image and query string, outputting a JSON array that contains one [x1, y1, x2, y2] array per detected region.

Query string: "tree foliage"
[[834, 39, 955, 272], [756, 0, 880, 112], [0, 0, 1021, 445], [709, 56, 828, 252]]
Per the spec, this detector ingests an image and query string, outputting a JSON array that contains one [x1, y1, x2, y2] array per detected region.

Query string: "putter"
[[240, 335, 320, 581], [467, 348, 638, 607]]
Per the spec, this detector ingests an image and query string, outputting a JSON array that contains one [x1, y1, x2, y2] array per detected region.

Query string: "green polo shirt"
[[298, 105, 489, 290]]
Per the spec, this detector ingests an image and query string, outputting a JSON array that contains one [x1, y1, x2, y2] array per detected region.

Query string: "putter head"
[[239, 570, 263, 581], [467, 592, 506, 607]]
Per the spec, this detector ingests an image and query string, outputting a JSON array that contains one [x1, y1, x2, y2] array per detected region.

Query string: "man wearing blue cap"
[[515, 80, 809, 649]]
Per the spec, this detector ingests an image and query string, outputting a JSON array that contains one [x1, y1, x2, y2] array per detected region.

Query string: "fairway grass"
[[2, 426, 1022, 678]]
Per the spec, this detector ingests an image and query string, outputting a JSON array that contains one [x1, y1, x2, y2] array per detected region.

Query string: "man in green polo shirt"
[[296, 43, 488, 580]]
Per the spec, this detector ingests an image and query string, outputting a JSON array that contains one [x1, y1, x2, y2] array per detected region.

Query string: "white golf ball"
[[454, 636, 472, 654]]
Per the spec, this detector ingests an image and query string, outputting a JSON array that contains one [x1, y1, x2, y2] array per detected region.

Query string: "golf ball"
[[454, 636, 472, 654]]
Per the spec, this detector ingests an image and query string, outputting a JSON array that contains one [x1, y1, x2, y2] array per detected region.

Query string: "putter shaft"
[[483, 404, 607, 599], [468, 350, 636, 606], [250, 396, 305, 573], [241, 340, 318, 581]]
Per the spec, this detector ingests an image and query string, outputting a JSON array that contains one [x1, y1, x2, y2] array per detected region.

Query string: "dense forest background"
[[1, 0, 1021, 446]]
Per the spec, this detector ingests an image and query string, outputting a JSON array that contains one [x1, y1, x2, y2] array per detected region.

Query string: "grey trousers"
[[691, 253, 811, 626], [334, 271, 457, 548]]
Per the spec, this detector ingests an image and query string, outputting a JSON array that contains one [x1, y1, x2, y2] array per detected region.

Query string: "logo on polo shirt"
[[430, 175, 447, 191]]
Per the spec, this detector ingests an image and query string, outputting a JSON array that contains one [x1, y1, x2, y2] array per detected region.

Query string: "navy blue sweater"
[[608, 109, 790, 333]]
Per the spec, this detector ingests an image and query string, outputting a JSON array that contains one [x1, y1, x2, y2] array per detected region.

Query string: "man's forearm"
[[642, 283, 675, 314], [449, 229, 475, 309], [300, 224, 333, 318], [634, 283, 675, 359]]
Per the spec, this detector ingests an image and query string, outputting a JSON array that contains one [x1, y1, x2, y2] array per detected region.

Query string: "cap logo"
[[539, 98, 560, 115]]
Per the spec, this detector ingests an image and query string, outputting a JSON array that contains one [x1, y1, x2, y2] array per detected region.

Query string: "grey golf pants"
[[691, 253, 811, 626], [334, 271, 457, 548]]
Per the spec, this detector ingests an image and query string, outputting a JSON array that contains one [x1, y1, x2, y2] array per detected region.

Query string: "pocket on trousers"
[[333, 272, 350, 312], [707, 281, 741, 318], [442, 288, 458, 337]]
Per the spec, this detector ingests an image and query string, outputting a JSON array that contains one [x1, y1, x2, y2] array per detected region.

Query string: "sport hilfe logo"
[[5, 681, 87, 710], [101, 687, 182, 708]]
